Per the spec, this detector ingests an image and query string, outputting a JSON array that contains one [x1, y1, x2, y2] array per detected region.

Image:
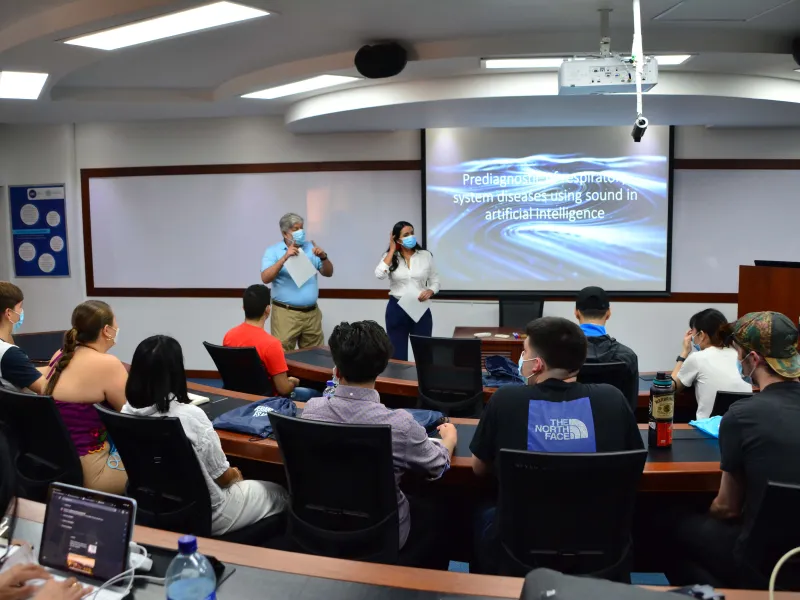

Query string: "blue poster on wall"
[[9, 184, 70, 277]]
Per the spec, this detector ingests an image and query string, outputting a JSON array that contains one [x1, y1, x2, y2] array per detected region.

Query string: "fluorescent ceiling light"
[[795, 68, 800, 73], [0, 71, 48, 99], [242, 75, 360, 99], [653, 54, 692, 65], [482, 58, 567, 69], [64, 2, 269, 50]]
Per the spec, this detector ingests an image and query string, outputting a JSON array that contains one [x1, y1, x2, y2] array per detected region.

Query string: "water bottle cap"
[[178, 535, 197, 554], [653, 371, 672, 385]]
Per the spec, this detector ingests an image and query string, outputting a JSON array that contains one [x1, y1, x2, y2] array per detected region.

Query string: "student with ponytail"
[[43, 301, 128, 495]]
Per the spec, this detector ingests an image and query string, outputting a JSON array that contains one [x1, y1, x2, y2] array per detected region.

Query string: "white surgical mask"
[[108, 326, 119, 344], [518, 351, 538, 383]]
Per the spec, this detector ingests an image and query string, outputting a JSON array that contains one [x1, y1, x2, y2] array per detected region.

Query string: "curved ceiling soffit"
[[283, 71, 800, 126]]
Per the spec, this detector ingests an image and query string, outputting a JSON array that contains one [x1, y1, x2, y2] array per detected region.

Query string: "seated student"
[[0, 282, 45, 393], [575, 286, 639, 411], [302, 321, 457, 553], [123, 335, 289, 536], [471, 317, 643, 569], [0, 429, 92, 599], [223, 284, 316, 401], [43, 301, 128, 495], [670, 311, 800, 588], [671, 308, 752, 420]]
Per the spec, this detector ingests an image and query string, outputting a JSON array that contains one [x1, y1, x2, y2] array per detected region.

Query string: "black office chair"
[[499, 296, 544, 329], [410, 335, 484, 418], [95, 405, 284, 546], [203, 342, 273, 396], [269, 413, 403, 565], [577, 362, 638, 413], [493, 448, 647, 580], [711, 391, 753, 417], [0, 388, 82, 502], [739, 481, 800, 590]]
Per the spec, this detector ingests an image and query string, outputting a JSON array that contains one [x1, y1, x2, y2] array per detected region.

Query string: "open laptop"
[[36, 483, 138, 598]]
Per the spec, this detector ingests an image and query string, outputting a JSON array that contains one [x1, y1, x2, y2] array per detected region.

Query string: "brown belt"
[[272, 300, 317, 313]]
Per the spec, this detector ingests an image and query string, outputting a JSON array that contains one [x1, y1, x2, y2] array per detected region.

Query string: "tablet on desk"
[[38, 483, 137, 596]]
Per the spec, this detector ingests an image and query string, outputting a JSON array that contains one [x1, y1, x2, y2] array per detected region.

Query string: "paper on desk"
[[188, 392, 209, 406], [284, 251, 317, 287], [398, 291, 431, 323]]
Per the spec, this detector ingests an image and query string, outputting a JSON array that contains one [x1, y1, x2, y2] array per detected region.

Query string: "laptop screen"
[[39, 484, 136, 583]]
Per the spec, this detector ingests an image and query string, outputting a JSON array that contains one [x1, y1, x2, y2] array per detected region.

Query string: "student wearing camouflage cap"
[[669, 311, 800, 587]]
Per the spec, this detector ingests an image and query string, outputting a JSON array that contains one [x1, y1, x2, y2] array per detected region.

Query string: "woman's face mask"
[[401, 235, 417, 249]]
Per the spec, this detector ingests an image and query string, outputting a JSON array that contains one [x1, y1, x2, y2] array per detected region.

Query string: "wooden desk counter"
[[453, 326, 525, 363], [190, 382, 721, 493], [19, 499, 793, 600]]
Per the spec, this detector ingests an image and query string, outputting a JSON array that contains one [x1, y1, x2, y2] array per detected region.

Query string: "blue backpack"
[[212, 397, 297, 439]]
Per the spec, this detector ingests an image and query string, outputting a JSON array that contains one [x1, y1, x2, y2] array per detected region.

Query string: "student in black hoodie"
[[575, 286, 640, 411]]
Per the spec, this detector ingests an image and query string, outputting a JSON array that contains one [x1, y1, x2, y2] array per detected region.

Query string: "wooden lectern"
[[738, 265, 800, 323]]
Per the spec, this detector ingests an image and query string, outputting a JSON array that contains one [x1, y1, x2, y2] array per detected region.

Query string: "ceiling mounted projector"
[[558, 56, 658, 95]]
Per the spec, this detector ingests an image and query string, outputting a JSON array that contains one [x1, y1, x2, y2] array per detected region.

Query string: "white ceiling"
[[0, 0, 799, 130]]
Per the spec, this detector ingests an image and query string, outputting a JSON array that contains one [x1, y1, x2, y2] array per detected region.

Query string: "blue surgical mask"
[[518, 352, 537, 382], [401, 235, 417, 249], [291, 229, 306, 246], [11, 309, 23, 333], [691, 338, 701, 353]]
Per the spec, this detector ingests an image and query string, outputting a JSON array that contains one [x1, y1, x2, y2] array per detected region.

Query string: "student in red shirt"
[[223, 285, 317, 401]]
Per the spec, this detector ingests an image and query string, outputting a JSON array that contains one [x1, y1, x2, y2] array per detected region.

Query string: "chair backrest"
[[410, 335, 484, 417], [739, 481, 800, 589], [499, 296, 544, 328], [577, 362, 638, 412], [95, 405, 213, 536], [497, 448, 647, 578], [0, 388, 82, 501], [12, 331, 66, 364], [203, 342, 273, 396], [711, 391, 753, 417], [269, 412, 399, 563]]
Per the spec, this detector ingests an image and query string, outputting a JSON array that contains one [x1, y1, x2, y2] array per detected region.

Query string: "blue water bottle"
[[165, 535, 217, 599]]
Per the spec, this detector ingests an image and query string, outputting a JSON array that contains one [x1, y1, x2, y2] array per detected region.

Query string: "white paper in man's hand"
[[284, 251, 317, 287], [398, 291, 431, 323]]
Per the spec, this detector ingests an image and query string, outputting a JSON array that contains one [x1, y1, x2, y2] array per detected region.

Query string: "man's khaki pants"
[[271, 303, 324, 352]]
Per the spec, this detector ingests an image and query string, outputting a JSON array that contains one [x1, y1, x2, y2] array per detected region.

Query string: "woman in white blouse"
[[122, 335, 289, 535], [375, 221, 440, 360]]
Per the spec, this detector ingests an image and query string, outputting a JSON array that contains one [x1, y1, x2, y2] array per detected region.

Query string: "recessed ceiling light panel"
[[64, 2, 269, 51], [242, 75, 360, 100], [0, 71, 48, 99]]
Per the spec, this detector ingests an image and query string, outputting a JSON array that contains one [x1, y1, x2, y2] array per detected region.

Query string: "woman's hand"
[[418, 289, 434, 302], [0, 563, 51, 600], [388, 233, 398, 255], [681, 329, 693, 355], [32, 578, 91, 600]]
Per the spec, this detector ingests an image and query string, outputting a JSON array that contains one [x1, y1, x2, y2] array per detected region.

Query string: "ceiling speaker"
[[793, 37, 800, 67], [354, 43, 407, 79]]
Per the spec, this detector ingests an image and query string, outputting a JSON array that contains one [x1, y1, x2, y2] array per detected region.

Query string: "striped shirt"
[[302, 385, 450, 548]]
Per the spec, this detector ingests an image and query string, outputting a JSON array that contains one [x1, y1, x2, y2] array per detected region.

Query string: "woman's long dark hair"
[[0, 430, 17, 566], [126, 335, 189, 413], [689, 308, 730, 348], [386, 221, 422, 273]]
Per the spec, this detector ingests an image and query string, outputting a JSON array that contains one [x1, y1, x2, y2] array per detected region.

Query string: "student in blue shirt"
[[260, 213, 334, 351]]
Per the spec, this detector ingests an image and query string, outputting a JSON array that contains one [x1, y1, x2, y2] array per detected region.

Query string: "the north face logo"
[[252, 406, 275, 418], [533, 418, 589, 441], [527, 397, 597, 453]]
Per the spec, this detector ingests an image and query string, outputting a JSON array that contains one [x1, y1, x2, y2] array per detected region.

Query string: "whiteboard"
[[89, 171, 421, 289], [671, 170, 800, 293]]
